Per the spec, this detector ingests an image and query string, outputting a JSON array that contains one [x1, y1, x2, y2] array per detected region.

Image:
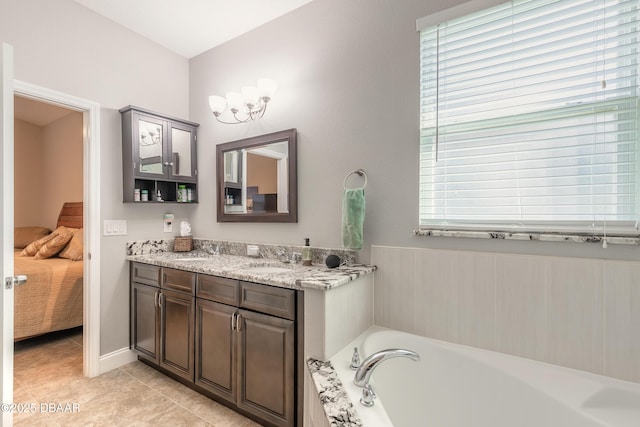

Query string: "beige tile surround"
[[13, 329, 260, 426], [372, 245, 640, 384]]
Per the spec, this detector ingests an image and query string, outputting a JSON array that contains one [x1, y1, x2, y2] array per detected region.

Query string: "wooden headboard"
[[56, 202, 83, 229]]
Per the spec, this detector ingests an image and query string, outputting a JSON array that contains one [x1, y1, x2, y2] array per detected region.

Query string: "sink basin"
[[244, 265, 294, 274], [173, 257, 211, 261]]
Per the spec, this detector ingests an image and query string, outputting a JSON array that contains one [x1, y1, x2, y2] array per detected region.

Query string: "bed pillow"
[[14, 226, 52, 249], [20, 230, 60, 256], [21, 226, 72, 257], [58, 228, 83, 261], [34, 226, 76, 259]]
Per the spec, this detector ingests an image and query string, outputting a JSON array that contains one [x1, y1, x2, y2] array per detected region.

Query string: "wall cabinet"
[[121, 105, 199, 203], [130, 263, 300, 427]]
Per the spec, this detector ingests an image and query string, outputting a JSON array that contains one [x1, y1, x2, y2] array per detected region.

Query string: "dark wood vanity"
[[130, 262, 303, 427]]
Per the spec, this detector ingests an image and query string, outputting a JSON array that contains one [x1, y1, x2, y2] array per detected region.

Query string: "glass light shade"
[[226, 92, 244, 110], [208, 95, 227, 114], [241, 86, 260, 107], [257, 78, 277, 99]]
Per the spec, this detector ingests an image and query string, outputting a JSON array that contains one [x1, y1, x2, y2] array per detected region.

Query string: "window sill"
[[414, 229, 640, 246]]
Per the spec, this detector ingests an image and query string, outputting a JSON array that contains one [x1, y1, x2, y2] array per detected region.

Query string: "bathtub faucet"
[[353, 348, 420, 407]]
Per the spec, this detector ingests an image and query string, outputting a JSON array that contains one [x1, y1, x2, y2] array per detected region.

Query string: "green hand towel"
[[342, 188, 365, 250]]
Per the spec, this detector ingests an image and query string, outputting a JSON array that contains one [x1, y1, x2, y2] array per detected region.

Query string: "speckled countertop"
[[307, 358, 363, 427], [126, 250, 376, 291]]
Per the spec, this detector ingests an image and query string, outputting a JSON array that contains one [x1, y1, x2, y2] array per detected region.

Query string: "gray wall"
[[3, 0, 638, 359], [189, 0, 640, 263], [0, 0, 191, 355]]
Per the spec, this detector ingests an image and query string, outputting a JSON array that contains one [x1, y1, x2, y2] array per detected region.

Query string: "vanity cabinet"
[[159, 268, 195, 381], [130, 263, 161, 360], [130, 263, 300, 427], [236, 308, 295, 427], [121, 105, 199, 203], [130, 264, 195, 382], [195, 276, 296, 427]]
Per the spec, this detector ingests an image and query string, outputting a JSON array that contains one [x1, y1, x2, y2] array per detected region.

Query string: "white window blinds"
[[419, 0, 640, 235]]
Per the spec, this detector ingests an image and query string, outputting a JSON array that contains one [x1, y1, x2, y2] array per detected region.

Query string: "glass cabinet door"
[[169, 123, 196, 181], [136, 116, 166, 177]]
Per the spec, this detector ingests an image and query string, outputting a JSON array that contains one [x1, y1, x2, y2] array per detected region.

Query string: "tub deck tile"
[[307, 359, 363, 427]]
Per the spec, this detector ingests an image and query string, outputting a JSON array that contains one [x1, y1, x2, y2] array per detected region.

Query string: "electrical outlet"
[[247, 245, 259, 257], [103, 220, 127, 236], [164, 214, 174, 233]]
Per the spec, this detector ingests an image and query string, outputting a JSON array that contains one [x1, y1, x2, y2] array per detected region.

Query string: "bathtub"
[[329, 326, 640, 427]]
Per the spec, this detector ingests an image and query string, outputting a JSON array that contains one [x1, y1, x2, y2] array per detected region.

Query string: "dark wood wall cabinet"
[[130, 263, 302, 427], [121, 106, 199, 203]]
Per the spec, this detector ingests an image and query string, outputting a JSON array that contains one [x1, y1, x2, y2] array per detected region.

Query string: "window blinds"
[[419, 0, 640, 234]]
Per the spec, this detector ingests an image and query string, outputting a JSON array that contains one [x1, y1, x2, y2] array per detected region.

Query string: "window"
[[419, 0, 640, 235]]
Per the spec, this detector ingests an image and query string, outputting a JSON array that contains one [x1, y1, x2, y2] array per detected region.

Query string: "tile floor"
[[13, 328, 261, 426]]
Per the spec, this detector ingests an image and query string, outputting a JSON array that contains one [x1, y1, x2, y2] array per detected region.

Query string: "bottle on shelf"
[[177, 185, 187, 202]]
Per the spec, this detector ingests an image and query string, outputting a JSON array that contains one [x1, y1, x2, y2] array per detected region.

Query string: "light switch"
[[103, 220, 127, 236]]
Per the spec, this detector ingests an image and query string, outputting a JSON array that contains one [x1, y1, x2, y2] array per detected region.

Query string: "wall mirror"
[[216, 128, 297, 222]]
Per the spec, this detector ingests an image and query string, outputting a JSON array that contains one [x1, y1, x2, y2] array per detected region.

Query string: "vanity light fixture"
[[208, 78, 277, 124]]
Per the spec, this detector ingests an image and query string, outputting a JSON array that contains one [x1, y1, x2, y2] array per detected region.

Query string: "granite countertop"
[[307, 358, 363, 427], [126, 251, 376, 291]]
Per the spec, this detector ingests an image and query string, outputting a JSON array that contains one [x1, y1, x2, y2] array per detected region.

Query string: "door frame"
[[1, 42, 15, 427], [14, 80, 101, 378]]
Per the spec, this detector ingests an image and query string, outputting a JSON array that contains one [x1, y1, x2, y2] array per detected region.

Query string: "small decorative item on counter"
[[180, 221, 191, 236], [141, 189, 149, 201], [177, 185, 187, 202], [174, 221, 193, 252], [156, 189, 163, 202], [134, 189, 141, 202], [325, 254, 341, 268], [302, 238, 312, 266]]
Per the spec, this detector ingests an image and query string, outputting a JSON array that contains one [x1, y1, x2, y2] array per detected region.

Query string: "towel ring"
[[343, 169, 368, 189]]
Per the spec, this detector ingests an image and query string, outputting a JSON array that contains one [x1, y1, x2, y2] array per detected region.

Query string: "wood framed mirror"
[[216, 129, 297, 222]]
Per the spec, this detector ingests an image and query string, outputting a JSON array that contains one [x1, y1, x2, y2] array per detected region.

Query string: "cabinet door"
[[131, 282, 159, 362], [237, 310, 295, 427], [195, 299, 237, 404], [132, 113, 168, 179], [168, 121, 197, 182], [159, 289, 195, 381]]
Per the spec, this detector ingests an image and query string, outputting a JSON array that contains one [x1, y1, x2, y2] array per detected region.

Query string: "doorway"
[[13, 94, 83, 362], [13, 80, 101, 378]]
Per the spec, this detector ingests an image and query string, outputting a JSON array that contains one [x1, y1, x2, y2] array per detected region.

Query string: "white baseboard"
[[99, 347, 137, 375]]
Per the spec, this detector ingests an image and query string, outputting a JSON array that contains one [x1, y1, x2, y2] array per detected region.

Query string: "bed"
[[13, 202, 84, 341]]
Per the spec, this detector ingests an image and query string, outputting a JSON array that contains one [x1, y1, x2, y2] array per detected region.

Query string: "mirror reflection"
[[171, 127, 192, 176], [138, 120, 163, 174], [217, 129, 297, 222], [223, 141, 289, 214]]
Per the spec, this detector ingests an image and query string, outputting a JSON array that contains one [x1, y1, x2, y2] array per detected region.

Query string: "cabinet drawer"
[[240, 282, 295, 321], [131, 263, 160, 287], [197, 274, 240, 306], [162, 268, 196, 294]]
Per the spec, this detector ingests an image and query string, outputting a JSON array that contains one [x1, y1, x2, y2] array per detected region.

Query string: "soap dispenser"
[[302, 238, 312, 266]]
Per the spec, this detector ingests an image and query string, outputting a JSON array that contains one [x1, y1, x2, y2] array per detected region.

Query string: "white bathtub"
[[330, 327, 640, 427]]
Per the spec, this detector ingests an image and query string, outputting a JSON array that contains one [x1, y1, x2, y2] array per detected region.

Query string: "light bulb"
[[225, 92, 243, 111], [208, 95, 227, 114], [257, 78, 277, 100], [241, 86, 260, 108]]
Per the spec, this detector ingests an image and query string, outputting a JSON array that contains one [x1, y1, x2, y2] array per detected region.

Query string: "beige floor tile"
[[13, 328, 260, 427]]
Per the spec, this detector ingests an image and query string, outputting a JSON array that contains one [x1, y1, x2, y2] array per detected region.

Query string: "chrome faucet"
[[277, 250, 301, 264], [353, 348, 420, 407]]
